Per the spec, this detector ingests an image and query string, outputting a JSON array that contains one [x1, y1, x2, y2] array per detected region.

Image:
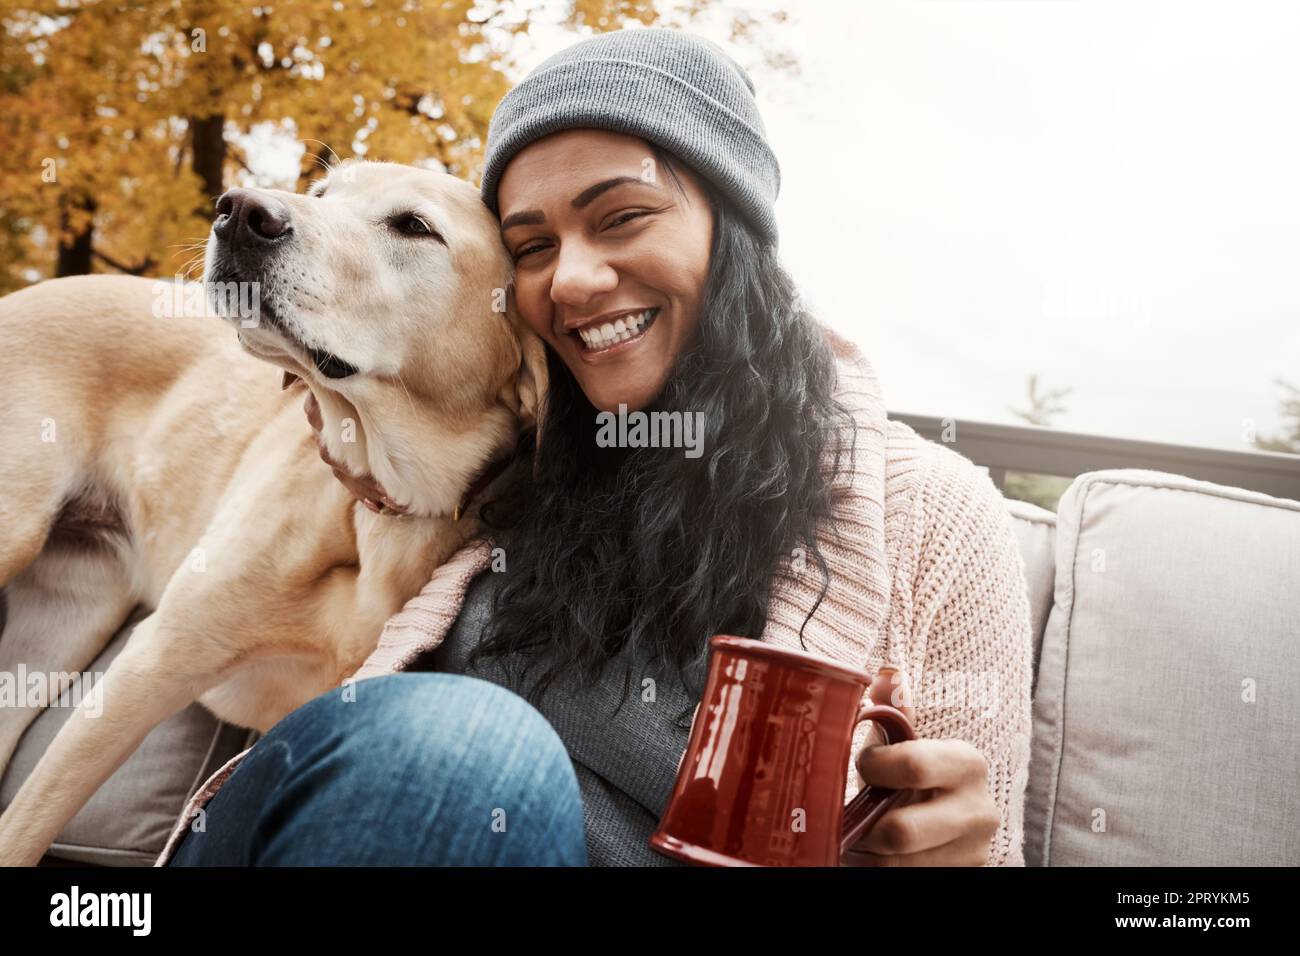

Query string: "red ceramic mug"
[[649, 634, 916, 867]]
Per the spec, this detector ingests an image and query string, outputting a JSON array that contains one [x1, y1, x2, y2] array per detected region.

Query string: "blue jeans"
[[167, 672, 587, 865]]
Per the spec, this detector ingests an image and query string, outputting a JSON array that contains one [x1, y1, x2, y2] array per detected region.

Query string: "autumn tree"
[[0, 0, 781, 290]]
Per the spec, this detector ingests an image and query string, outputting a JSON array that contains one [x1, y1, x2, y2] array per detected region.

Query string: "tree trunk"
[[190, 114, 226, 218], [55, 194, 96, 277]]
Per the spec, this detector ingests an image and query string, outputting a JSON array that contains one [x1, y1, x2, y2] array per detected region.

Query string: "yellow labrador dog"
[[0, 160, 545, 865]]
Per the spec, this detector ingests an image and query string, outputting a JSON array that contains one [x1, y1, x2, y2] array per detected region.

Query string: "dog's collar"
[[366, 449, 511, 521], [288, 370, 511, 521], [450, 454, 512, 522]]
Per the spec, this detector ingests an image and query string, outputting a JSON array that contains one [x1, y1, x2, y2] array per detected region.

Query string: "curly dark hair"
[[467, 145, 858, 719]]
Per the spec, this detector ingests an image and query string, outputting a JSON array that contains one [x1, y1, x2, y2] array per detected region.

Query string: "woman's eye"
[[607, 210, 649, 228], [515, 242, 548, 260]]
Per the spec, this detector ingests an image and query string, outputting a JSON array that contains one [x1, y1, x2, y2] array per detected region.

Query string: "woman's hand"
[[841, 667, 1001, 867]]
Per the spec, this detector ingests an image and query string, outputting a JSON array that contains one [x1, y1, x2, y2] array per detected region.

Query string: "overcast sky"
[[515, 0, 1300, 451]]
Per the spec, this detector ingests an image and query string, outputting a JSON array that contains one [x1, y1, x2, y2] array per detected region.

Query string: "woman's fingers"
[[855, 736, 988, 791], [862, 666, 914, 748], [842, 828, 995, 867], [848, 786, 999, 860], [845, 736, 1001, 865], [868, 666, 914, 716]]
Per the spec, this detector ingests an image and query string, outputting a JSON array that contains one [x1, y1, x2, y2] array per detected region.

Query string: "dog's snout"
[[214, 188, 293, 245]]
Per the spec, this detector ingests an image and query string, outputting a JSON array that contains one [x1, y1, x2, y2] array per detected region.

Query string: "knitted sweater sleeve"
[[903, 441, 1035, 867]]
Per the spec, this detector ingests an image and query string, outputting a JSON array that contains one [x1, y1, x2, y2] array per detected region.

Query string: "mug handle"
[[839, 703, 917, 858]]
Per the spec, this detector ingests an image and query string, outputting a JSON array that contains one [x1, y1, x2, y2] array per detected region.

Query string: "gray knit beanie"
[[480, 28, 781, 246]]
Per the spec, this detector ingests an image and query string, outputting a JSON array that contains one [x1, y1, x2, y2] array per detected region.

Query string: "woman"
[[163, 28, 1033, 867]]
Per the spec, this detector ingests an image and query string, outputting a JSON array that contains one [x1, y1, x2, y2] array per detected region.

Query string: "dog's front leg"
[[0, 611, 228, 866]]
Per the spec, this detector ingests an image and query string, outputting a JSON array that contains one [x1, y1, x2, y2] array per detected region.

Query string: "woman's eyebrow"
[[500, 176, 658, 231], [571, 175, 653, 208]]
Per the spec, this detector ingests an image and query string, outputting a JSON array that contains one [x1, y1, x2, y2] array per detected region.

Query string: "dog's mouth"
[[304, 344, 360, 380], [209, 277, 360, 380], [249, 302, 360, 380]]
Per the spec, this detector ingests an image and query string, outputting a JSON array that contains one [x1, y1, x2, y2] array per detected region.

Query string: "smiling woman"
[[496, 130, 714, 413], [471, 126, 841, 710], [164, 27, 1035, 870]]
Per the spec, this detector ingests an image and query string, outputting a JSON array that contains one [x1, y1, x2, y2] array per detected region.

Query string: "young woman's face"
[[497, 129, 714, 413]]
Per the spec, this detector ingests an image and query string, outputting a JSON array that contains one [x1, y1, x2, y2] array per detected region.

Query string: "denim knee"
[[199, 671, 587, 865], [278, 670, 573, 783]]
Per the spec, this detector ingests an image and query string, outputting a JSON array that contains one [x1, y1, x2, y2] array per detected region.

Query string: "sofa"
[[1007, 468, 1299, 865], [5, 467, 1298, 866]]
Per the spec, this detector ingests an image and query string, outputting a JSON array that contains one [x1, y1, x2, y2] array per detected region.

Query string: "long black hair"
[[468, 145, 858, 717]]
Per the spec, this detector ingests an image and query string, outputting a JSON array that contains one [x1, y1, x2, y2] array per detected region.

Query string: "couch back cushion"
[[1004, 496, 1057, 684], [1024, 469, 1300, 866]]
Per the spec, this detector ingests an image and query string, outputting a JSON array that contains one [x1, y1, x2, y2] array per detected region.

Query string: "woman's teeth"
[[577, 308, 658, 351]]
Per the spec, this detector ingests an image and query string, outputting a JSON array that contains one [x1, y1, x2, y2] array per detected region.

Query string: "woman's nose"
[[549, 240, 619, 307]]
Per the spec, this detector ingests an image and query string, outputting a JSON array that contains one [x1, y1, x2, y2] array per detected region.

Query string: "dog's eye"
[[391, 214, 443, 243]]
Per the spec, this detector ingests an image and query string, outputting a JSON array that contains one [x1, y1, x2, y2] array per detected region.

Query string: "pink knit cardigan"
[[155, 325, 1035, 866]]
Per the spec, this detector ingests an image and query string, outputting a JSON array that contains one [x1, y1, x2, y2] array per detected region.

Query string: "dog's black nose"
[[214, 188, 292, 244]]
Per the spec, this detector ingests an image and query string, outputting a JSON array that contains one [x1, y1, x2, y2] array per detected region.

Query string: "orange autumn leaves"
[[0, 1, 689, 292]]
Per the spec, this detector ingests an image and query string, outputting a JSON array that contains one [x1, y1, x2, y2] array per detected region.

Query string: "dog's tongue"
[[281, 371, 302, 391]]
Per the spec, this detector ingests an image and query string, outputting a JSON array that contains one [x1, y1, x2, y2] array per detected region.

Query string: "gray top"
[[426, 568, 699, 866]]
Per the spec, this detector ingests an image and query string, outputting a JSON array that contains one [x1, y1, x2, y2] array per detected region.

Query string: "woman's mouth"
[[573, 307, 660, 354]]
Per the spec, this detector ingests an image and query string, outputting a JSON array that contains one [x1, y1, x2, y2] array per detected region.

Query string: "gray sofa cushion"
[[0, 603, 256, 866], [1004, 496, 1057, 683], [1024, 469, 1300, 866]]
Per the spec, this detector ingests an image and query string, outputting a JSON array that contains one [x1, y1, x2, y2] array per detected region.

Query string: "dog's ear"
[[498, 284, 549, 442], [513, 326, 549, 442], [494, 283, 549, 453]]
